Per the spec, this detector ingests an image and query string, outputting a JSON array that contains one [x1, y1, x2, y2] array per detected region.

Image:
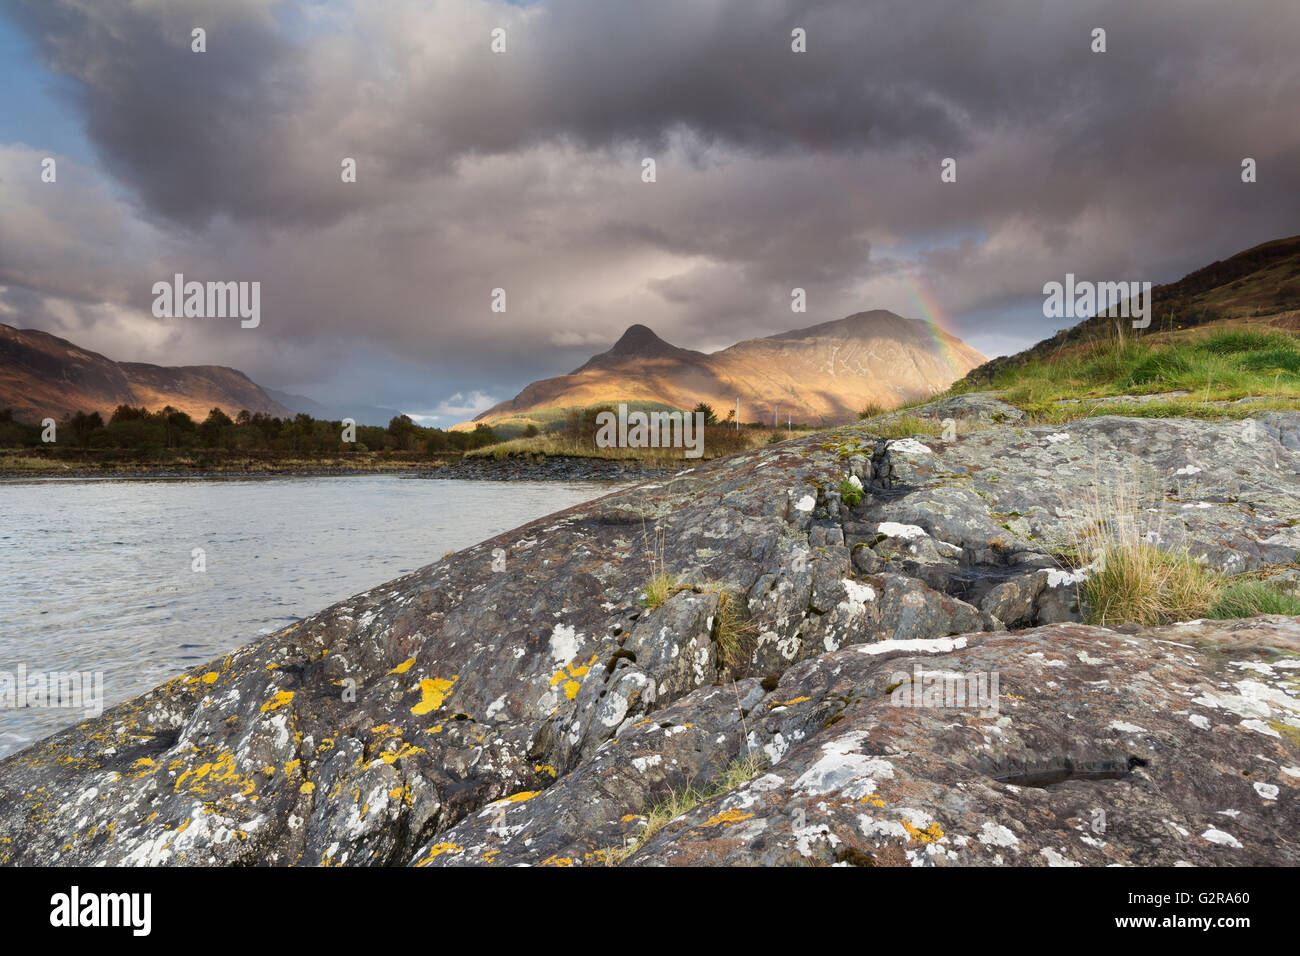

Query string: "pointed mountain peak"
[[570, 324, 706, 374], [609, 324, 670, 355]]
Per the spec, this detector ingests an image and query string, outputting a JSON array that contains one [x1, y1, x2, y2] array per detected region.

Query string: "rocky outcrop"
[[2, 401, 1298, 865]]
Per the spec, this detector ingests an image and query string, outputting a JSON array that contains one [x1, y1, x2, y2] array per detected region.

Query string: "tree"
[[388, 414, 419, 452], [467, 423, 499, 449], [67, 410, 104, 449], [110, 404, 149, 424], [693, 402, 718, 426], [199, 408, 234, 447]]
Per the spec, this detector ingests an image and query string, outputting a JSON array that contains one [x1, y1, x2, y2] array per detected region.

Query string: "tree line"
[[0, 406, 499, 457]]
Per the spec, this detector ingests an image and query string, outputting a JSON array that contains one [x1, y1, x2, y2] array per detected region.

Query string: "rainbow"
[[900, 272, 967, 378]]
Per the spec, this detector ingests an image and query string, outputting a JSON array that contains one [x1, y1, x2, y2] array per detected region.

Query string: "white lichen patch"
[[887, 438, 932, 455], [978, 822, 1019, 848], [631, 754, 663, 774], [856, 635, 968, 656], [548, 623, 580, 665], [1108, 720, 1148, 734], [1040, 847, 1080, 867], [792, 733, 894, 798], [1201, 828, 1243, 848], [877, 522, 927, 540], [1253, 782, 1279, 801]]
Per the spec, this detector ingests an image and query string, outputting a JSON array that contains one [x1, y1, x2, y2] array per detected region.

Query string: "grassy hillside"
[[964, 234, 1300, 387], [951, 322, 1300, 423], [465, 400, 688, 440], [944, 234, 1300, 423]]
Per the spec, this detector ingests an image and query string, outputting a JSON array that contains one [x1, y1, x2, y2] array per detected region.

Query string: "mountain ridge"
[[0, 323, 295, 423], [468, 309, 986, 429]]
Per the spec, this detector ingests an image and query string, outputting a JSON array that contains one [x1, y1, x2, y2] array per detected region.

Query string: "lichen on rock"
[[2, 406, 1299, 866]]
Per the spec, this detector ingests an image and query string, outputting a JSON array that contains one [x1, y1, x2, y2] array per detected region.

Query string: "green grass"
[[1064, 478, 1300, 626], [641, 571, 681, 610], [1078, 541, 1300, 627], [1210, 579, 1300, 618], [839, 476, 864, 507], [973, 326, 1300, 421], [1081, 543, 1219, 627]]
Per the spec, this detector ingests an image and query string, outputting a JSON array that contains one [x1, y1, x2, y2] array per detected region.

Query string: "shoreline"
[[0, 454, 685, 482]]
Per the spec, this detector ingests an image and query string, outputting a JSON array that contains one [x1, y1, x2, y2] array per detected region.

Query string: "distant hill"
[[0, 323, 295, 423], [465, 311, 986, 429], [962, 234, 1300, 386], [261, 388, 403, 428]]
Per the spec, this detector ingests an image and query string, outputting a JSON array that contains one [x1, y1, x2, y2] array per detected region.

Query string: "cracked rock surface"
[[2, 403, 1298, 865]]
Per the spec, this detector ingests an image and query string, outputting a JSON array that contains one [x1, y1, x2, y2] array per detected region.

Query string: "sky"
[[1, 0, 1298, 426]]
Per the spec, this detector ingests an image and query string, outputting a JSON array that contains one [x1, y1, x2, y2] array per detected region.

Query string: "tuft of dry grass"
[[698, 585, 758, 670], [1062, 472, 1300, 626], [1081, 541, 1218, 627], [602, 752, 769, 865], [640, 522, 681, 609], [870, 415, 944, 440]]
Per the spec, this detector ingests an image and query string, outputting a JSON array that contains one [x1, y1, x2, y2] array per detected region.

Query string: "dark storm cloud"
[[10, 0, 1263, 229], [2, 0, 1299, 423]]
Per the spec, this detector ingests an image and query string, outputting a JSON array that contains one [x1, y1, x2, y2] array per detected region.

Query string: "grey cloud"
[[2, 0, 1299, 423]]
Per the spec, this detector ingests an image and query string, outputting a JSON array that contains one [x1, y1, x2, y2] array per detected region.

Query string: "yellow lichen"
[[700, 809, 755, 828], [377, 742, 425, 764], [411, 676, 457, 715], [493, 790, 540, 805], [260, 690, 294, 714], [414, 842, 463, 866], [902, 819, 945, 844]]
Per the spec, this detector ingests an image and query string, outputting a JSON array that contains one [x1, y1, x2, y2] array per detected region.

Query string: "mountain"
[[962, 234, 1300, 385], [262, 388, 403, 428], [468, 311, 986, 429], [0, 323, 295, 423]]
